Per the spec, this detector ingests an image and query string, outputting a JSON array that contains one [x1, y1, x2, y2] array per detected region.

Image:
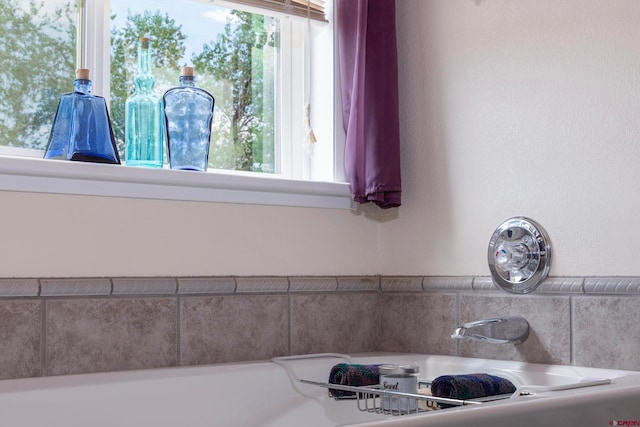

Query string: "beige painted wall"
[[5, 0, 640, 278], [0, 190, 379, 277], [383, 0, 640, 276]]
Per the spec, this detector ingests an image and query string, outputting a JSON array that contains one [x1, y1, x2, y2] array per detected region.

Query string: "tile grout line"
[[455, 292, 460, 357], [176, 293, 181, 367], [375, 291, 381, 351], [569, 277, 585, 366], [569, 295, 575, 366], [287, 282, 293, 356], [40, 286, 47, 377]]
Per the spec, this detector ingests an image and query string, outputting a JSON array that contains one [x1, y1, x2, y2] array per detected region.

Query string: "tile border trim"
[[0, 279, 39, 297], [0, 276, 639, 298], [40, 278, 112, 297], [177, 277, 236, 294], [584, 277, 640, 294]]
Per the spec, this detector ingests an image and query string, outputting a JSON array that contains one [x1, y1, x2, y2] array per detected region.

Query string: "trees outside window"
[[109, 4, 277, 173], [0, 0, 76, 149], [1, 1, 276, 174], [192, 10, 276, 172]]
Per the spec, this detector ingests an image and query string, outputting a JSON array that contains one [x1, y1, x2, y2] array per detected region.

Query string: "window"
[[0, 0, 77, 150], [109, 1, 278, 173], [0, 0, 350, 208]]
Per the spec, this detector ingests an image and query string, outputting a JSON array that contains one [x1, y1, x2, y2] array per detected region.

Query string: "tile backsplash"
[[0, 276, 638, 380]]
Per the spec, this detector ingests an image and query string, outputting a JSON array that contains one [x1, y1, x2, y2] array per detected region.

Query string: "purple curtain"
[[337, 0, 401, 209]]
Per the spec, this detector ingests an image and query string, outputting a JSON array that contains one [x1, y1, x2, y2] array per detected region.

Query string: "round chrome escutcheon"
[[488, 217, 551, 294]]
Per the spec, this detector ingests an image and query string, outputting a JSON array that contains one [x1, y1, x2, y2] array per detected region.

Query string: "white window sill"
[[0, 155, 353, 210]]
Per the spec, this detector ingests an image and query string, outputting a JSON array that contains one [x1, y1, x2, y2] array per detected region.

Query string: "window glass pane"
[[0, 0, 77, 149], [110, 0, 278, 173]]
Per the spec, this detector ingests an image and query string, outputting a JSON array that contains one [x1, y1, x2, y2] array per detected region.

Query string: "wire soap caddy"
[[271, 353, 514, 417]]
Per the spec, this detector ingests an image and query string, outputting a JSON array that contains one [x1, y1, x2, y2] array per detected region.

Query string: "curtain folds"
[[337, 0, 401, 209]]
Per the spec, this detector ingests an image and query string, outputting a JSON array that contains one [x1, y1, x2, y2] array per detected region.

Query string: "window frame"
[[0, 154, 350, 208], [0, 0, 350, 210]]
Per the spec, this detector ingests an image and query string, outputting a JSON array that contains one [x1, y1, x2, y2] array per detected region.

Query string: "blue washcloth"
[[328, 363, 380, 398], [431, 373, 516, 407]]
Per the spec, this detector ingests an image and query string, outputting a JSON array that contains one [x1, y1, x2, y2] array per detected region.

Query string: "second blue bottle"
[[164, 67, 215, 171], [125, 37, 164, 168]]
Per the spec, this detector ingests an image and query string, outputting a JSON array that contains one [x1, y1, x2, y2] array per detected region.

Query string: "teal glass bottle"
[[44, 69, 120, 164], [125, 37, 164, 168], [163, 67, 215, 171]]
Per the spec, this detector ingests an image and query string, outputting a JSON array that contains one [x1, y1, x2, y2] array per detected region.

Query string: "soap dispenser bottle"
[[125, 37, 165, 168], [44, 68, 120, 164], [163, 66, 215, 171]]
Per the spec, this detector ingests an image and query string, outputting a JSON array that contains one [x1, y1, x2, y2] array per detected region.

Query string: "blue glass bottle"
[[125, 37, 164, 168], [163, 67, 215, 171], [44, 69, 120, 164]]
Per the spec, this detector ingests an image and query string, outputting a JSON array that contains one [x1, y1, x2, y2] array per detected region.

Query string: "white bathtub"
[[0, 353, 638, 426]]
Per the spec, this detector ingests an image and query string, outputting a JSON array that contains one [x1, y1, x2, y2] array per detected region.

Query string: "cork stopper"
[[140, 37, 150, 49], [75, 69, 90, 80], [181, 67, 195, 77]]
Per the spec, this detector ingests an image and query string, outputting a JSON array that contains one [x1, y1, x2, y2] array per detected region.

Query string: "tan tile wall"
[[46, 298, 177, 376], [180, 294, 289, 365], [572, 296, 640, 369], [0, 276, 637, 380], [290, 292, 380, 354], [0, 300, 41, 378], [379, 293, 458, 355]]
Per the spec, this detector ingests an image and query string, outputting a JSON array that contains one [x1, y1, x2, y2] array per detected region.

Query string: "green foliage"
[[0, 0, 75, 148], [193, 11, 274, 172], [1, 3, 276, 173]]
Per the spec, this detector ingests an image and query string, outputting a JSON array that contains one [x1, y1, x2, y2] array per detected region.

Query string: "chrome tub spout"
[[451, 315, 529, 344]]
